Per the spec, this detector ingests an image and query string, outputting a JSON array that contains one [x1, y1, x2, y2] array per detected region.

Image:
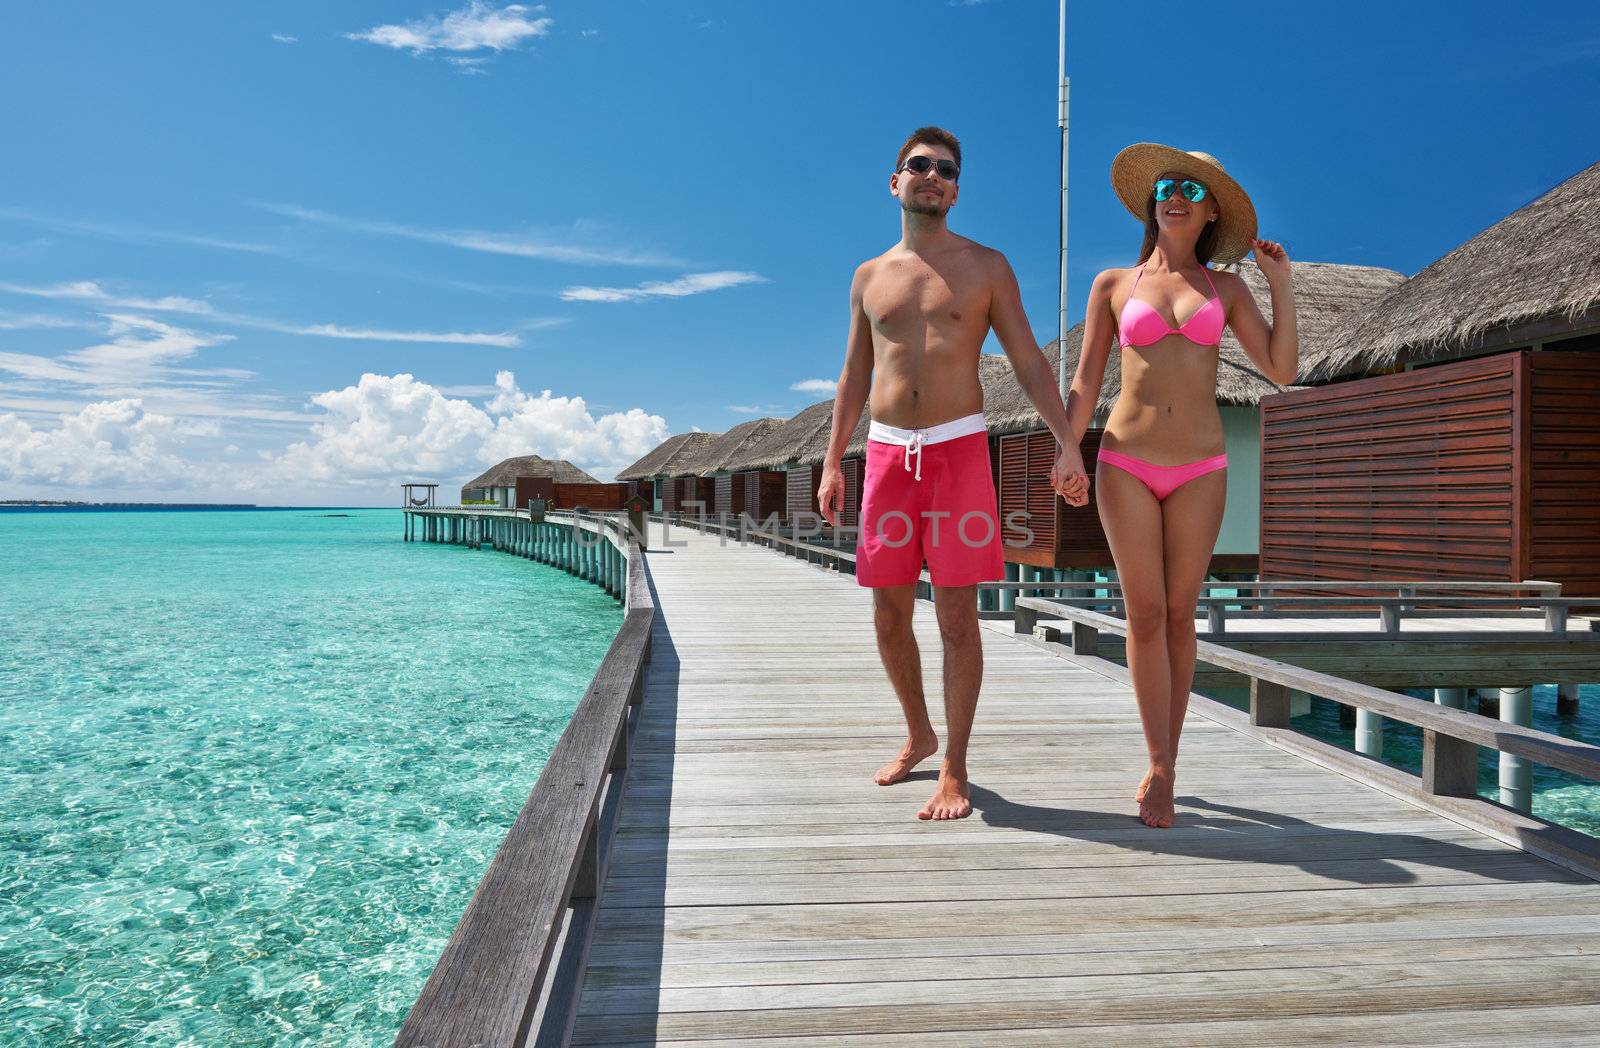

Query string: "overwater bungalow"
[[615, 432, 695, 509], [1261, 159, 1600, 597], [723, 399, 870, 530], [677, 416, 787, 518], [987, 260, 1407, 578], [655, 431, 722, 513], [459, 454, 600, 508], [614, 430, 724, 513]]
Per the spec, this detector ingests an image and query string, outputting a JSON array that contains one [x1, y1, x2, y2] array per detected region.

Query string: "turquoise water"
[[1190, 585, 1599, 834], [0, 509, 623, 1046], [1200, 686, 1600, 835]]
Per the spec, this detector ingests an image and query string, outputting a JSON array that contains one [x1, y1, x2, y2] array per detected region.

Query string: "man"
[[818, 126, 1087, 821]]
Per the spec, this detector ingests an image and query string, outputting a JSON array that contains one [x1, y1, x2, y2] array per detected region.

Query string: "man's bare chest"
[[863, 266, 990, 344]]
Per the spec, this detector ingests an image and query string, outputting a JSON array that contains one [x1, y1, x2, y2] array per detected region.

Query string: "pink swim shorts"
[[855, 413, 1005, 588]]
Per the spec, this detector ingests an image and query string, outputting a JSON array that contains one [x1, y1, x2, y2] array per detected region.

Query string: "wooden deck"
[[566, 522, 1600, 1046]]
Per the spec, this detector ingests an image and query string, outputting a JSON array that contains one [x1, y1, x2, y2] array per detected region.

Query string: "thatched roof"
[[615, 433, 695, 481], [991, 259, 1404, 436], [725, 400, 836, 471], [654, 431, 723, 478], [1312, 159, 1600, 380], [680, 417, 787, 475], [462, 454, 599, 490]]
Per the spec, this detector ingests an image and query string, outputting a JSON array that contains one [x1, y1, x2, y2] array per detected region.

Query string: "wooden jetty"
[[395, 507, 1600, 1047]]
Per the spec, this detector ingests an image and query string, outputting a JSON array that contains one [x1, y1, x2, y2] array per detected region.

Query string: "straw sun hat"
[[1111, 143, 1258, 266]]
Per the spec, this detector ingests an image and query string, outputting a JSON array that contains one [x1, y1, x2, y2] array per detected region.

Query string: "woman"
[[1052, 144, 1297, 828]]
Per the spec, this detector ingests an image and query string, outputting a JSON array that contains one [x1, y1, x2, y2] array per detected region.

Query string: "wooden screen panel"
[[839, 456, 864, 528], [713, 473, 745, 516], [678, 477, 714, 514], [1259, 353, 1519, 583], [661, 477, 680, 511], [743, 470, 786, 521], [553, 482, 626, 510], [998, 432, 1056, 555], [1528, 352, 1600, 597], [786, 466, 818, 521], [514, 476, 557, 510]]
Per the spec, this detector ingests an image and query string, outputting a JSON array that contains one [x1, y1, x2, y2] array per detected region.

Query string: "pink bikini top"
[[1118, 264, 1225, 348]]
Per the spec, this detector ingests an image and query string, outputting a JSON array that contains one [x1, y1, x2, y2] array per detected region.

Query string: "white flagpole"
[[1057, 0, 1070, 402]]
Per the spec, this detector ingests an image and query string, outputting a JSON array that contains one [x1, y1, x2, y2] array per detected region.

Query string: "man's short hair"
[[896, 126, 961, 173]]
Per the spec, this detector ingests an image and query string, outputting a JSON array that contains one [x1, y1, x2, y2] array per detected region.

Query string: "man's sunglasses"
[[1153, 178, 1208, 203], [900, 155, 960, 181]]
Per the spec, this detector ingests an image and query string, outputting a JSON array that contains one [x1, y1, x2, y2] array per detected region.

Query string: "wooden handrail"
[[1013, 598, 1600, 790], [393, 526, 653, 1047]]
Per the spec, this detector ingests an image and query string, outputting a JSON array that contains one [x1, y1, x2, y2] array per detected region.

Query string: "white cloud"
[[580, 28, 599, 38], [561, 271, 766, 303], [346, 2, 552, 54], [0, 314, 313, 429], [258, 370, 669, 492], [480, 370, 670, 474], [0, 399, 214, 487], [790, 378, 837, 394], [0, 312, 99, 331], [0, 279, 521, 347], [271, 33, 298, 44], [288, 324, 519, 347], [0, 207, 281, 256], [0, 280, 216, 316], [260, 202, 677, 267]]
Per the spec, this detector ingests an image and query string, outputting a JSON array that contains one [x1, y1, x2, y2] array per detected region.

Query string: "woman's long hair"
[[1138, 192, 1219, 266]]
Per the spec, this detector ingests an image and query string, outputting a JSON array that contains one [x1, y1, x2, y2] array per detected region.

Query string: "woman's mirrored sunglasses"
[[1153, 178, 1208, 203]]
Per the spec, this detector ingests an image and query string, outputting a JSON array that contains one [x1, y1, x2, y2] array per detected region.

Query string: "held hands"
[[1049, 445, 1089, 507], [1251, 237, 1291, 284]]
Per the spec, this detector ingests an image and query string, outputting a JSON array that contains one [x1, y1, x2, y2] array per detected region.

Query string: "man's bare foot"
[[1138, 766, 1175, 829], [917, 768, 972, 820], [873, 734, 938, 785]]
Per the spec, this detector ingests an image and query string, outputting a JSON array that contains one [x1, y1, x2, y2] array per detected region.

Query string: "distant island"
[[1, 500, 258, 508]]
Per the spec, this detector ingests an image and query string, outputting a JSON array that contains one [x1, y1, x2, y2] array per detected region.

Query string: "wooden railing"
[[393, 511, 653, 1048], [1013, 597, 1600, 878], [1002, 582, 1584, 634]]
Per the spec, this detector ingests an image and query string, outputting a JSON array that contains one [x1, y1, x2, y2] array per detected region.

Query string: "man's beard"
[[902, 197, 948, 217]]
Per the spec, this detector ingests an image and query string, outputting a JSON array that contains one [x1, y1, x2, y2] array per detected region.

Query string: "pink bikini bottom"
[[1096, 448, 1228, 502]]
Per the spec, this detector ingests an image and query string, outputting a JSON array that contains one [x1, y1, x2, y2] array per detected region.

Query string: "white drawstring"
[[903, 432, 925, 481]]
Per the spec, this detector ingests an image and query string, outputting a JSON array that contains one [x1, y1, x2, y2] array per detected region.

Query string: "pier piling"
[[1499, 684, 1534, 812]]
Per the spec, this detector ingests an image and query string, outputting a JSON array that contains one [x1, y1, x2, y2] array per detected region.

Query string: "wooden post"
[[1499, 685, 1533, 812], [1379, 601, 1401, 635], [1557, 683, 1581, 717], [1422, 730, 1479, 797], [1014, 603, 1039, 637], [1206, 601, 1225, 634], [571, 806, 600, 901], [1250, 679, 1291, 728], [609, 713, 628, 772], [1069, 620, 1097, 656]]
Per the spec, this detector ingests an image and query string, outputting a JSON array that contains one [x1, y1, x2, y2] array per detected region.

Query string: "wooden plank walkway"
[[569, 522, 1600, 1046]]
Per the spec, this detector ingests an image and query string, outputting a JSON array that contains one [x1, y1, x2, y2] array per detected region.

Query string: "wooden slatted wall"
[[1528, 352, 1600, 596], [1259, 353, 1519, 582]]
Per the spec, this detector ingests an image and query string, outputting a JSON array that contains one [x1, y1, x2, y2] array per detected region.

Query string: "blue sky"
[[2, 1, 1596, 504]]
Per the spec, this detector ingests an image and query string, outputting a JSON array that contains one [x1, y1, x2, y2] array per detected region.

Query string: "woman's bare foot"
[[1138, 766, 1175, 828], [917, 766, 972, 820], [873, 733, 938, 785], [1135, 765, 1155, 803]]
